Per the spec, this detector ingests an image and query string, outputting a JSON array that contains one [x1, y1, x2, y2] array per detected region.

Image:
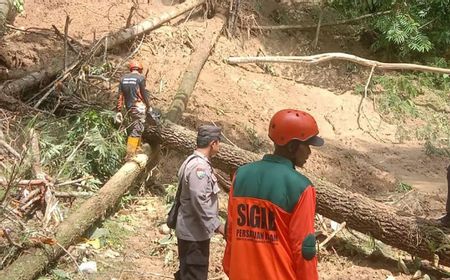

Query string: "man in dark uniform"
[[175, 125, 225, 280], [115, 61, 151, 159]]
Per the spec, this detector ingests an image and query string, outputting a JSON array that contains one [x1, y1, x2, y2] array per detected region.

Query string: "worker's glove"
[[114, 112, 123, 124]]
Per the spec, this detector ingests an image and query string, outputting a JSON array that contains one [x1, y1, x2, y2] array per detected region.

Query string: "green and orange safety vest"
[[223, 154, 318, 280]]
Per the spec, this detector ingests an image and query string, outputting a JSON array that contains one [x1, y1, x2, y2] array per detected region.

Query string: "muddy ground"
[[1, 0, 449, 279]]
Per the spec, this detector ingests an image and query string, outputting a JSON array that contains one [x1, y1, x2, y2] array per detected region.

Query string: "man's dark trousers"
[[175, 239, 210, 280]]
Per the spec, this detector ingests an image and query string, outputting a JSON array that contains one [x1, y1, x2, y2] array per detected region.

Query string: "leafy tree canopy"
[[330, 0, 450, 58]]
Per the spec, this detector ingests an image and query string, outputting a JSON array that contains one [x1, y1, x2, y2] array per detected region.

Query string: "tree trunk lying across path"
[[0, 154, 149, 280], [166, 14, 226, 123], [0, 0, 207, 106], [227, 53, 450, 75], [143, 121, 450, 267]]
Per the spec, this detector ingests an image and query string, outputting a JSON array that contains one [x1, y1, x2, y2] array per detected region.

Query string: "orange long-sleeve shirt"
[[223, 154, 318, 280]]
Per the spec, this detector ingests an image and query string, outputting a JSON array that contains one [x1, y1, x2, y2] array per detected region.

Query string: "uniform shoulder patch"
[[196, 167, 207, 179]]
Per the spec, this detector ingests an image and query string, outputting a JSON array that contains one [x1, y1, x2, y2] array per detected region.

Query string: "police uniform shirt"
[[176, 151, 221, 241]]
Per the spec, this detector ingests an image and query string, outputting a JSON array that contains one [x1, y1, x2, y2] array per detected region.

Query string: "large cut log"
[[0, 0, 206, 102], [0, 69, 56, 101], [143, 122, 450, 267], [227, 53, 450, 75], [149, 14, 225, 187], [166, 14, 225, 122], [0, 154, 150, 280]]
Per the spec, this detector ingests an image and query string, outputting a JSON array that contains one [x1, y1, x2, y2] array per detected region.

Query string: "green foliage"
[[367, 70, 449, 153], [396, 182, 412, 192], [373, 75, 419, 119], [13, 0, 24, 13], [38, 109, 126, 188], [103, 219, 131, 248], [330, 0, 450, 58]]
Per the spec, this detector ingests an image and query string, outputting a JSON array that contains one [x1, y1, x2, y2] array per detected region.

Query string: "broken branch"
[[63, 15, 72, 71], [227, 53, 450, 75], [55, 176, 93, 187], [319, 221, 347, 249], [357, 65, 376, 130]]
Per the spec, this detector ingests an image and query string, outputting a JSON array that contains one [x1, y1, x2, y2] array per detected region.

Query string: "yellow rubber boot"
[[126, 136, 140, 160]]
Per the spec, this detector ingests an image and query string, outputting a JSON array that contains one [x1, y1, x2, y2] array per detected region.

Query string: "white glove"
[[115, 112, 123, 124]]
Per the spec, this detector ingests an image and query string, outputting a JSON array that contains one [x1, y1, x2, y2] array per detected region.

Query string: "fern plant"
[[38, 110, 126, 188], [330, 0, 450, 58]]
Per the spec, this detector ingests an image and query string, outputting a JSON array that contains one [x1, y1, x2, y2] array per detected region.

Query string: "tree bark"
[[143, 121, 450, 267], [227, 53, 450, 75], [0, 69, 56, 101], [0, 154, 149, 280], [105, 0, 206, 50], [166, 14, 225, 123], [0, 0, 17, 35], [0, 0, 207, 103]]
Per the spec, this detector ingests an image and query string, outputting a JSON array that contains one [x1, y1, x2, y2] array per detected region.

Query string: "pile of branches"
[[17, 36, 141, 115]]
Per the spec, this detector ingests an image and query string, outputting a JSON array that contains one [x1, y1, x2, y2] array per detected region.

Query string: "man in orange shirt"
[[223, 109, 323, 280]]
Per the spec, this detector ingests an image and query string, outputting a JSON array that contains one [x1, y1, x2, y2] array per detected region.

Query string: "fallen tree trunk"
[[0, 69, 56, 101], [107, 0, 206, 48], [0, 154, 149, 280], [227, 53, 450, 75], [0, 0, 207, 103], [143, 122, 450, 267], [147, 13, 226, 187], [166, 14, 226, 122]]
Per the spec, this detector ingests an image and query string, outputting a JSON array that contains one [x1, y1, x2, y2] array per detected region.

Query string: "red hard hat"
[[129, 61, 143, 72], [268, 109, 324, 146]]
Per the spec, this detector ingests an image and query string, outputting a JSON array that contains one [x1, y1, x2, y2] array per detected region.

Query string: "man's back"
[[223, 154, 318, 280], [119, 72, 146, 109]]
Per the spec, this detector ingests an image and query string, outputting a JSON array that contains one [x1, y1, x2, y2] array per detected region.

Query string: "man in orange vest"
[[115, 61, 151, 159], [223, 109, 323, 280]]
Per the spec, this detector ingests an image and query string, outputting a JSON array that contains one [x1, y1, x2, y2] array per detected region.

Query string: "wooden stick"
[[313, 0, 325, 49], [252, 10, 391, 31], [0, 139, 20, 159], [29, 129, 45, 180], [227, 53, 450, 75], [0, 179, 46, 186], [51, 25, 81, 53], [319, 221, 347, 249], [54, 242, 86, 280], [357, 65, 376, 130], [54, 191, 92, 198], [63, 15, 72, 71], [20, 188, 41, 204], [20, 195, 41, 212], [55, 176, 92, 187], [125, 6, 136, 28]]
